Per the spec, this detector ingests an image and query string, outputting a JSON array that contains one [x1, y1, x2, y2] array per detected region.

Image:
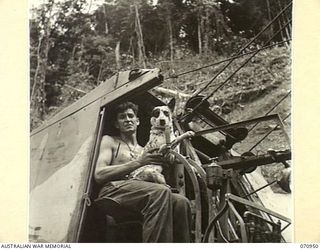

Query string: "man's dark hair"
[[113, 101, 139, 117]]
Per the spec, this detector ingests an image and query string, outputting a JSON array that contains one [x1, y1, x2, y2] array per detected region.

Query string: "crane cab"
[[30, 68, 164, 242]]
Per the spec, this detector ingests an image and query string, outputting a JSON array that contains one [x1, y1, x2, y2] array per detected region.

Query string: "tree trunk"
[[203, 8, 210, 55], [78, 39, 84, 63], [276, 0, 291, 42], [69, 44, 77, 65], [97, 59, 104, 85], [198, 14, 202, 56], [128, 36, 136, 66], [134, 4, 146, 68], [215, 16, 220, 53], [31, 2, 54, 120], [115, 41, 121, 70], [104, 4, 109, 34], [167, 16, 174, 63], [32, 35, 50, 120], [30, 35, 43, 103], [277, 18, 286, 45], [265, 0, 273, 41]]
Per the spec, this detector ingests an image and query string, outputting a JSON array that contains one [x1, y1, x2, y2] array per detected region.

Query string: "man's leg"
[[172, 193, 192, 242], [99, 180, 173, 242]]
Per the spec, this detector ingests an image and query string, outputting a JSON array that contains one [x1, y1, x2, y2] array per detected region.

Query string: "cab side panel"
[[29, 101, 101, 242]]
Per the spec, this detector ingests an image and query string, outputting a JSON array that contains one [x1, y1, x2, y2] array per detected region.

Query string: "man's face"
[[114, 108, 140, 134]]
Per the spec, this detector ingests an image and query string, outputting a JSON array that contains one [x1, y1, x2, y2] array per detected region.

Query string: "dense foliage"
[[30, 0, 292, 129]]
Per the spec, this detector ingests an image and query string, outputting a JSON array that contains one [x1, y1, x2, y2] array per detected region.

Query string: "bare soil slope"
[[157, 46, 291, 192]]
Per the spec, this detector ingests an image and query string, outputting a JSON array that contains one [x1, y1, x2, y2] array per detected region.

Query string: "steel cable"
[[164, 39, 291, 80], [179, 16, 292, 122], [191, 1, 292, 98], [248, 113, 291, 152], [248, 90, 291, 133]]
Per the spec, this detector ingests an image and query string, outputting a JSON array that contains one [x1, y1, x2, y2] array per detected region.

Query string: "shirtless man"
[[94, 102, 192, 243]]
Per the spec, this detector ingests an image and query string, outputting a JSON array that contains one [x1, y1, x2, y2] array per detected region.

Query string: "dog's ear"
[[167, 98, 176, 113]]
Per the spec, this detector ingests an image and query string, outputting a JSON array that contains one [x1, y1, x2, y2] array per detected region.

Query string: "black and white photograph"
[[28, 0, 293, 243]]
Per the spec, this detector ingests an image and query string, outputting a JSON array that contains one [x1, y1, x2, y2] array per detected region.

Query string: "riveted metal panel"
[[29, 100, 101, 243]]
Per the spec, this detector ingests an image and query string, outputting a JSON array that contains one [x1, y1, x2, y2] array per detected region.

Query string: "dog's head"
[[150, 99, 176, 130], [150, 106, 173, 129]]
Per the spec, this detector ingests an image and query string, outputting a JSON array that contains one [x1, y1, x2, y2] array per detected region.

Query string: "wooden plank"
[[100, 68, 162, 107]]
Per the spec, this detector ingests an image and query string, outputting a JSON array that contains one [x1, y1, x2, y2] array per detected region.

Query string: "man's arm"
[[94, 135, 164, 184]]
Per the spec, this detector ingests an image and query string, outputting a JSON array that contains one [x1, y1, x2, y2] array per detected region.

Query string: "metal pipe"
[[195, 114, 280, 137]]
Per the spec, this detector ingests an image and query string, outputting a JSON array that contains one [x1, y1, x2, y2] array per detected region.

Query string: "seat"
[[94, 197, 143, 242]]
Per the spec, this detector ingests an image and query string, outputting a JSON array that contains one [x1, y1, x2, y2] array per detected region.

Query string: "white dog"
[[129, 102, 194, 184]]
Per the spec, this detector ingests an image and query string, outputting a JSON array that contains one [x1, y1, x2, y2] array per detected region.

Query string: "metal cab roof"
[[31, 68, 163, 136]]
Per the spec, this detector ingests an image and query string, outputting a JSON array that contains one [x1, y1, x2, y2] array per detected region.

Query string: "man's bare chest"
[[111, 141, 142, 165]]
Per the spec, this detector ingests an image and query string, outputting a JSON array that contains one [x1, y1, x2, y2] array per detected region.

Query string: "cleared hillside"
[[155, 45, 291, 192]]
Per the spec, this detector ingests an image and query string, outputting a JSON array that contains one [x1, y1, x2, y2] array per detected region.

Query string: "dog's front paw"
[[164, 152, 176, 165], [185, 131, 195, 138], [142, 170, 166, 184], [132, 166, 166, 184]]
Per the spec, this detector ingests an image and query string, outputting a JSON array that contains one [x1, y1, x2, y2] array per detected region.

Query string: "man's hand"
[[136, 148, 164, 166]]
